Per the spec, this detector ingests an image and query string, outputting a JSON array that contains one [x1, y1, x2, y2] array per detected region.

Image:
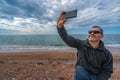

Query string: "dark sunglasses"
[[88, 30, 102, 34]]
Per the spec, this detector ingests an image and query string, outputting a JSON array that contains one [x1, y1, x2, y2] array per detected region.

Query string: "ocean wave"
[[0, 45, 75, 53], [0, 44, 120, 54], [105, 44, 120, 47]]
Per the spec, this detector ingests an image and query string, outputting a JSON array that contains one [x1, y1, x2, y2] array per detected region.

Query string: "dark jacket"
[[57, 26, 113, 80]]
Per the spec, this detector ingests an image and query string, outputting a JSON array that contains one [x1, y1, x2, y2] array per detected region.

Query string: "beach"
[[0, 51, 120, 80]]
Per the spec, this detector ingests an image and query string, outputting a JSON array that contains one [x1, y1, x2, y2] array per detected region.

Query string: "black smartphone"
[[63, 9, 77, 19]]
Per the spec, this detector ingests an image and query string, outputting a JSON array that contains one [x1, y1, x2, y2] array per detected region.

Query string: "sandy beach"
[[0, 51, 120, 80]]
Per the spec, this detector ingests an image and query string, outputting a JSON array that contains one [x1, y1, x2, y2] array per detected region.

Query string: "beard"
[[88, 37, 99, 42]]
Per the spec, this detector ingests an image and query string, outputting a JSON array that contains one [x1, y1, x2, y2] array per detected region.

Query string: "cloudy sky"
[[0, 0, 120, 35]]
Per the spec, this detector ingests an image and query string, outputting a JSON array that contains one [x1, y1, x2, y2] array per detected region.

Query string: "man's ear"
[[101, 34, 104, 38]]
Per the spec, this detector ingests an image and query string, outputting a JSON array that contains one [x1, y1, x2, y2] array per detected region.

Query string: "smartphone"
[[63, 9, 77, 19]]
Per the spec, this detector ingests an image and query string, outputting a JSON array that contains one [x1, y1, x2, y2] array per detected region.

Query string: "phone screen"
[[63, 9, 77, 19]]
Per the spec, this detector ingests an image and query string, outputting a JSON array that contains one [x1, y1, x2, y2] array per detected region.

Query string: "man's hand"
[[57, 11, 67, 28]]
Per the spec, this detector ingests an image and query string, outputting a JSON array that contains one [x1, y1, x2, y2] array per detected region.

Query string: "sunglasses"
[[88, 30, 102, 34]]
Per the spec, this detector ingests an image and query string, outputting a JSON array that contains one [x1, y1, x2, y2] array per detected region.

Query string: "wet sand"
[[0, 51, 120, 80]]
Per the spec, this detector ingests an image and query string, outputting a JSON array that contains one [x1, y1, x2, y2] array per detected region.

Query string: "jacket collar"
[[83, 39, 105, 50]]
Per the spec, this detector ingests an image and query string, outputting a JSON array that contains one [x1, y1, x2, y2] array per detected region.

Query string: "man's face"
[[88, 28, 103, 42]]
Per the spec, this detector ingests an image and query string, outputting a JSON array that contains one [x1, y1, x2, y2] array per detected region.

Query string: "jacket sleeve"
[[97, 51, 113, 80], [57, 26, 82, 48]]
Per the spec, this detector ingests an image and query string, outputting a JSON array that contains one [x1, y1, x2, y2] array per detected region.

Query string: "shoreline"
[[0, 45, 120, 54]]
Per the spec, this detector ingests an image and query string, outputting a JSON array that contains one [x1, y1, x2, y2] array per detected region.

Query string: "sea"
[[0, 34, 120, 54]]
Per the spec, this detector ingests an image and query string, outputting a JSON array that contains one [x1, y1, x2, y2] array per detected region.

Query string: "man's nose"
[[91, 32, 94, 34]]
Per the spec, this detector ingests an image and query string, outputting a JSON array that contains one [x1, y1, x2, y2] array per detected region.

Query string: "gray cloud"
[[0, 0, 120, 34]]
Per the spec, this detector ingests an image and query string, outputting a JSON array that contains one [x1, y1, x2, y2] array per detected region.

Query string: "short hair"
[[91, 26, 103, 34]]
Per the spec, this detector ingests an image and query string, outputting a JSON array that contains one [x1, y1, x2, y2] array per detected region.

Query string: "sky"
[[0, 0, 120, 35]]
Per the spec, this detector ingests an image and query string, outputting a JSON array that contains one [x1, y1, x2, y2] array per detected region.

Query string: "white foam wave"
[[0, 45, 75, 53]]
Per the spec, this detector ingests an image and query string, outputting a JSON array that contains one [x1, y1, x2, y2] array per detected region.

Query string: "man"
[[57, 11, 113, 80]]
